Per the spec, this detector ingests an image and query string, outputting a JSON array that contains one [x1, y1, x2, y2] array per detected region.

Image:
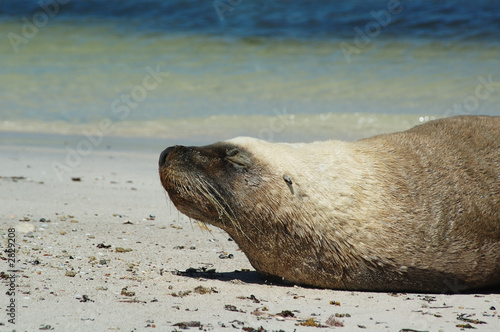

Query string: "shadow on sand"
[[171, 267, 295, 288], [172, 267, 500, 295]]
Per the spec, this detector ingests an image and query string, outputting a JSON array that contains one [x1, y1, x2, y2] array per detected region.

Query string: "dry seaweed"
[[121, 287, 136, 297], [299, 318, 319, 327], [276, 310, 295, 318], [193, 285, 218, 294], [457, 313, 486, 325], [225, 304, 245, 313], [173, 321, 202, 329], [79, 295, 94, 303]]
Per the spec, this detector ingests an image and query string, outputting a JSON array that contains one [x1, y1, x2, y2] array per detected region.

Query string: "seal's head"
[[158, 139, 269, 233]]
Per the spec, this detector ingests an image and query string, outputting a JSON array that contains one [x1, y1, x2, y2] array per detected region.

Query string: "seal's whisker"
[[162, 191, 171, 213], [195, 177, 253, 241], [196, 179, 238, 226], [166, 170, 251, 238], [197, 175, 263, 241]]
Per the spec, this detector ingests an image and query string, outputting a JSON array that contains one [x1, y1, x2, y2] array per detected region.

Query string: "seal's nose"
[[159, 146, 176, 167]]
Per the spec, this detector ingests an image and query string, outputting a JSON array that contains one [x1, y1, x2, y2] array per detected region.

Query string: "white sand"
[[1, 142, 499, 331]]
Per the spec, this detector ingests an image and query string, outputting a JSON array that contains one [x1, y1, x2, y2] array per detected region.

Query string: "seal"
[[159, 115, 500, 292]]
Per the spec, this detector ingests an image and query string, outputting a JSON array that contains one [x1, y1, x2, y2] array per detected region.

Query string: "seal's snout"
[[159, 146, 176, 167]]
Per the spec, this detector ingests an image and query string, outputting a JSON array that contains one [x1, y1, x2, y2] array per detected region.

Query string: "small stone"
[[115, 247, 132, 253], [65, 271, 76, 277], [219, 253, 234, 259]]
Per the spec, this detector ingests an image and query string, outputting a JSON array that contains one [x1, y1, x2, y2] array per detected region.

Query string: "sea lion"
[[158, 115, 500, 292]]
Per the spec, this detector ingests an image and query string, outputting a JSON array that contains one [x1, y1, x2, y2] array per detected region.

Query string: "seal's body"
[[159, 116, 500, 292]]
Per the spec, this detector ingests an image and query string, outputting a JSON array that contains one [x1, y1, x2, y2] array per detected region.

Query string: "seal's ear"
[[283, 174, 294, 195], [225, 148, 251, 169]]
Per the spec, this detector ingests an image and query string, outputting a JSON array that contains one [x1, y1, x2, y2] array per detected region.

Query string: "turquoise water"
[[0, 0, 499, 145]]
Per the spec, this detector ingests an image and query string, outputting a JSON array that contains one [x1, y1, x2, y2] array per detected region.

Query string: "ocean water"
[[0, 0, 499, 146]]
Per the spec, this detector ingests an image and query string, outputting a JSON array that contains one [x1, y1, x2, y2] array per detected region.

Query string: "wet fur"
[[159, 116, 500, 292]]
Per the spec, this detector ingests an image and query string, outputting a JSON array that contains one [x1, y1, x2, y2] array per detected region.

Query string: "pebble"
[[115, 247, 133, 253], [219, 253, 234, 259]]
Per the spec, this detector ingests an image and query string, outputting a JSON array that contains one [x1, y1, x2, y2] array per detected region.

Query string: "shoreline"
[[0, 143, 499, 331], [0, 113, 439, 148]]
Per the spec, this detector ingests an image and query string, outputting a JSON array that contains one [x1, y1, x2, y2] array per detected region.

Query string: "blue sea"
[[0, 0, 499, 147]]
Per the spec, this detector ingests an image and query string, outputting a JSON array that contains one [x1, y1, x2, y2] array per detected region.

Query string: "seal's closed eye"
[[226, 148, 251, 169], [226, 148, 240, 157]]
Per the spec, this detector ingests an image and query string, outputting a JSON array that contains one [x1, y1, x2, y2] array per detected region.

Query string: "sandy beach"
[[1, 0, 499, 330], [1, 140, 499, 331]]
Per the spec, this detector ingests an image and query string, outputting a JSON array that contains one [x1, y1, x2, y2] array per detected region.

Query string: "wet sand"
[[1, 143, 499, 331]]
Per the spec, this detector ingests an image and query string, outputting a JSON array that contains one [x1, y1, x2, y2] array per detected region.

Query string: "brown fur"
[[159, 116, 500, 292]]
